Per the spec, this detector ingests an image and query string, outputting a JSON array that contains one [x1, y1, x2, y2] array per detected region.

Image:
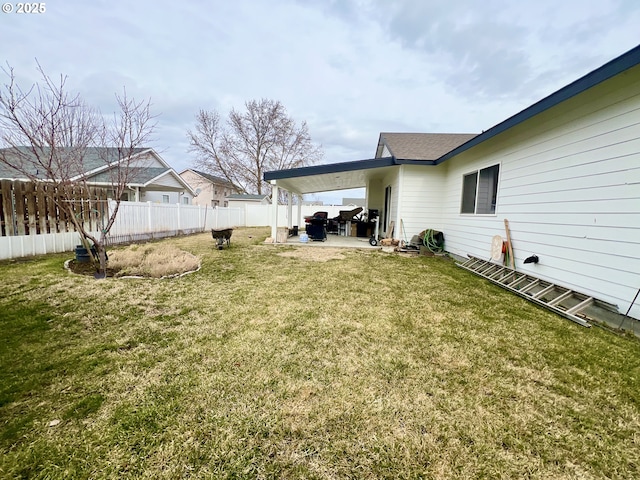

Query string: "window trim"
[[460, 163, 500, 216]]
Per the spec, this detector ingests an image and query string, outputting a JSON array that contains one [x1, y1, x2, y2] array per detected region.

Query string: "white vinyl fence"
[[0, 200, 243, 260], [0, 201, 361, 260], [105, 201, 243, 245]]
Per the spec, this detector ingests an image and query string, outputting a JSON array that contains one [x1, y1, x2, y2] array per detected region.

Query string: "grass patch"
[[1, 226, 639, 478]]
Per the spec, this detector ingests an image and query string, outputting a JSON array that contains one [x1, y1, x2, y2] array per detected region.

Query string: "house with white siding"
[[264, 44, 640, 321], [179, 169, 238, 207]]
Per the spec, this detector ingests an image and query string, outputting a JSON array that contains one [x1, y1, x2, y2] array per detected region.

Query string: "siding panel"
[[397, 165, 447, 236], [500, 166, 640, 197]]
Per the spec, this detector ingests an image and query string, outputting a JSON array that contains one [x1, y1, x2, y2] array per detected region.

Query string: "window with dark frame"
[[461, 172, 478, 214], [460, 164, 500, 214]]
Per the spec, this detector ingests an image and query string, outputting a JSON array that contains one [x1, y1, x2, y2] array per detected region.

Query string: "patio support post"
[[270, 180, 278, 241], [395, 165, 405, 241], [297, 196, 302, 230], [287, 192, 293, 228]]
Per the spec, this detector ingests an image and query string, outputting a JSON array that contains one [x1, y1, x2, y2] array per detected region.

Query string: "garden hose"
[[422, 229, 444, 253]]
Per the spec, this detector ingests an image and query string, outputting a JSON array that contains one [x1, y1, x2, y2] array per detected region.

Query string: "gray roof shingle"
[[190, 169, 235, 187], [0, 147, 149, 179]]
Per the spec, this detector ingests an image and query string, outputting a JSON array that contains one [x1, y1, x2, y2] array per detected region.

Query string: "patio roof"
[[263, 157, 398, 194]]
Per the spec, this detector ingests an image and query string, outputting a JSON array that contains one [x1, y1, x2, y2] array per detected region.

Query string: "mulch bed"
[[66, 259, 120, 278]]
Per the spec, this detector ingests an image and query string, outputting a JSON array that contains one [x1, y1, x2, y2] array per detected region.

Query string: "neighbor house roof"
[[182, 169, 236, 187], [0, 146, 195, 194], [376, 133, 477, 161], [0, 147, 150, 180]]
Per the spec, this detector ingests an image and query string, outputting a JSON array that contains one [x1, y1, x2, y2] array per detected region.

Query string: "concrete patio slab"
[[281, 233, 380, 249]]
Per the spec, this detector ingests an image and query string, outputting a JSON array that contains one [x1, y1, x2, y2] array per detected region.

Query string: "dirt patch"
[[277, 247, 347, 262], [66, 259, 120, 278]]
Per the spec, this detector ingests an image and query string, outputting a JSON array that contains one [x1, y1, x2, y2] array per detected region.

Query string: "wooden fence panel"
[[14, 181, 27, 236], [42, 183, 58, 233], [35, 183, 48, 234], [25, 182, 37, 235], [0, 180, 109, 238], [53, 185, 67, 233], [44, 183, 61, 233], [1, 180, 14, 236], [67, 185, 82, 233]]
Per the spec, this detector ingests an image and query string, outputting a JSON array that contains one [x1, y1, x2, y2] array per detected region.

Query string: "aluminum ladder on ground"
[[456, 256, 620, 328]]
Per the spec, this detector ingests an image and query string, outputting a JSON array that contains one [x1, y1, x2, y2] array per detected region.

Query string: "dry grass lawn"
[[107, 243, 201, 278], [1, 227, 639, 479]]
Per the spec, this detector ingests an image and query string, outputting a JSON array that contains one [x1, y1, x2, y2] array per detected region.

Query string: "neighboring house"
[[341, 197, 366, 206], [0, 147, 194, 204], [265, 44, 640, 320], [179, 169, 238, 207], [226, 194, 271, 209]]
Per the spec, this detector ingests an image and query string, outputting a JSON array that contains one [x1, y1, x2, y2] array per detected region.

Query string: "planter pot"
[[75, 245, 91, 263]]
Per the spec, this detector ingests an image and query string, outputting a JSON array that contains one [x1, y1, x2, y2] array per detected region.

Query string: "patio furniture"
[[305, 211, 328, 241]]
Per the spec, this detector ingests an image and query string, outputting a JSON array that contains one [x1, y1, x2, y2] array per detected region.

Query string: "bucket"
[[276, 227, 289, 243], [299, 233, 309, 243], [75, 245, 91, 263]]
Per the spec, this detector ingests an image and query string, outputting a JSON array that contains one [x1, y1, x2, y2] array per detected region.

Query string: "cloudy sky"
[[2, 0, 639, 203]]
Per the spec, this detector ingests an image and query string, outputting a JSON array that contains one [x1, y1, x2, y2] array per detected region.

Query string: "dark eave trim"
[[435, 43, 640, 165], [264, 156, 396, 181], [394, 158, 437, 166]]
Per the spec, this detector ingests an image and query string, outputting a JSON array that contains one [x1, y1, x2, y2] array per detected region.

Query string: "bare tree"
[[95, 90, 156, 271], [187, 99, 323, 197], [0, 62, 156, 276]]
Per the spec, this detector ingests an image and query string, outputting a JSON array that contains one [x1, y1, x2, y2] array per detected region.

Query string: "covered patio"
[[263, 133, 479, 244], [264, 157, 399, 243]]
